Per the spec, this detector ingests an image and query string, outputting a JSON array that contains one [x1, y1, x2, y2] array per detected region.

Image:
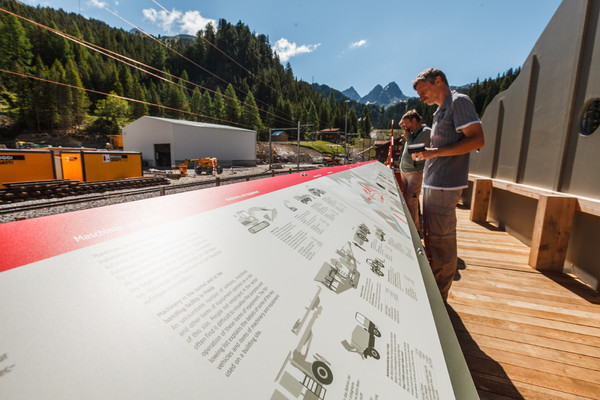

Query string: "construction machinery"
[[172, 158, 223, 177], [322, 156, 341, 166], [273, 287, 333, 399]]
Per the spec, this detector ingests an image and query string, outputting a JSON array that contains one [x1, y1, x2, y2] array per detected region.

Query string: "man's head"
[[400, 109, 422, 133], [412, 68, 450, 106]]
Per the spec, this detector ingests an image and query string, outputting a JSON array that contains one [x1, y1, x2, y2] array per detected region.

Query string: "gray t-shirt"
[[400, 125, 431, 173], [423, 91, 480, 190]]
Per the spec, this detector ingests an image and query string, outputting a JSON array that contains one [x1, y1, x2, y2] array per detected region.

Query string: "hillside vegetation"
[[0, 0, 519, 146]]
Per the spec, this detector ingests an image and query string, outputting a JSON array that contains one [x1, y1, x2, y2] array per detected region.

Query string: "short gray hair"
[[413, 68, 448, 90]]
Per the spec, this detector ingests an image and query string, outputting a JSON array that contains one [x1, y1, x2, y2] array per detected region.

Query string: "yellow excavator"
[[172, 158, 223, 177]]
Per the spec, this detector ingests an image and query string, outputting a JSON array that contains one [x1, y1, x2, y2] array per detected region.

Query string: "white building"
[[122, 116, 256, 168]]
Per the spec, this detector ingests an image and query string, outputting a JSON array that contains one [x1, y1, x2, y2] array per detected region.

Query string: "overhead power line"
[[151, 0, 282, 95], [0, 7, 294, 126], [99, 3, 295, 122], [0, 68, 254, 130]]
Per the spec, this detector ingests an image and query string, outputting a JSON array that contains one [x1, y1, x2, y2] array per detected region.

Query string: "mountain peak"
[[342, 87, 361, 102], [360, 81, 408, 108]]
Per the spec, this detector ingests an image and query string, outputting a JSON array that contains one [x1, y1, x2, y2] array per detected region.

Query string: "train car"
[[0, 149, 56, 189]]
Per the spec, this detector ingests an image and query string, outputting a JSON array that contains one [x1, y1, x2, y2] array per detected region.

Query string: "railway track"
[[0, 166, 317, 221]]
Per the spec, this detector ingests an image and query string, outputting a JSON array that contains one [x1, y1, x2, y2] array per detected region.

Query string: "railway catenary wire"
[[0, 166, 317, 224]]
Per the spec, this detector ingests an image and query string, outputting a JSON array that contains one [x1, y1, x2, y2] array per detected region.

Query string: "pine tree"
[[200, 90, 214, 122], [49, 59, 73, 130], [241, 90, 263, 131], [213, 88, 225, 120], [307, 101, 319, 135], [223, 84, 241, 124], [65, 58, 90, 127], [189, 87, 203, 121], [130, 81, 149, 119], [360, 107, 372, 137]]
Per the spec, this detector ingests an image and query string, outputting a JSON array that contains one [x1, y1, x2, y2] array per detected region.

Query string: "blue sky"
[[23, 0, 562, 98]]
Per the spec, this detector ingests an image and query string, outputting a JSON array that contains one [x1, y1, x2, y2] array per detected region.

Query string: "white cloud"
[[272, 38, 320, 62], [350, 39, 367, 49], [142, 8, 216, 35], [89, 0, 107, 8], [180, 11, 216, 35]]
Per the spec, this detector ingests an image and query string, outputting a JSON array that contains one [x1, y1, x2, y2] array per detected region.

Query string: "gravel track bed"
[[0, 164, 316, 224]]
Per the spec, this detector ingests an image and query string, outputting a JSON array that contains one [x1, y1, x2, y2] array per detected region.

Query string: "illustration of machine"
[[375, 227, 386, 242], [366, 258, 385, 277], [341, 312, 381, 360], [314, 242, 360, 294], [284, 200, 298, 212], [353, 223, 370, 247], [273, 287, 333, 400], [234, 207, 277, 234], [308, 188, 326, 197], [294, 194, 313, 204]]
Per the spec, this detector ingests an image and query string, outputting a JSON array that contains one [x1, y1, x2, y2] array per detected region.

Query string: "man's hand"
[[412, 148, 438, 161], [412, 123, 484, 161]]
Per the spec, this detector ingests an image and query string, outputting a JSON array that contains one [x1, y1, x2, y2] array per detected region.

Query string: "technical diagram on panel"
[[341, 312, 382, 360], [314, 242, 360, 294], [294, 194, 314, 204], [273, 287, 333, 400], [375, 227, 386, 242], [307, 188, 326, 197], [234, 206, 277, 234], [353, 223, 371, 249], [366, 258, 386, 277], [284, 200, 298, 212]]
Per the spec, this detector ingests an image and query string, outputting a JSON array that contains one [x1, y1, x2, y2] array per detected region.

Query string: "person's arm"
[[412, 122, 484, 161]]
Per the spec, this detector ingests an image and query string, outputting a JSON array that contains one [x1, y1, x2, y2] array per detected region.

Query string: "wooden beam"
[[528, 195, 577, 272], [470, 178, 493, 223]]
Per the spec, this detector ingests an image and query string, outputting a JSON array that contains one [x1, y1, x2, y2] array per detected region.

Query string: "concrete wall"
[[470, 0, 600, 289], [122, 117, 256, 167]]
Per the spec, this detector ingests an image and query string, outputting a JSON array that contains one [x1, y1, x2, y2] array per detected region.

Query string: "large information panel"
[[0, 161, 476, 399]]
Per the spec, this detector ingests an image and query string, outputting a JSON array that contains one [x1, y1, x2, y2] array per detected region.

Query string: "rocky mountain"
[[360, 82, 409, 108], [341, 87, 361, 102], [313, 81, 412, 108]]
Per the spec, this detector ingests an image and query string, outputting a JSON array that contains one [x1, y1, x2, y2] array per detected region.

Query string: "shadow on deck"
[[449, 207, 600, 399]]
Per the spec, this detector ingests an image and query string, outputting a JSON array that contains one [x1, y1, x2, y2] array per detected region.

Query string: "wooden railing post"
[[528, 195, 576, 272], [470, 178, 493, 223]]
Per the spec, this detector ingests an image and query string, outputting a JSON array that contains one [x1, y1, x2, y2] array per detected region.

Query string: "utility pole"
[[295, 121, 312, 172], [344, 100, 350, 164]]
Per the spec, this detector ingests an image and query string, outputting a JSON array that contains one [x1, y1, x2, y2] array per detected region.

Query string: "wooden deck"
[[449, 205, 600, 399]]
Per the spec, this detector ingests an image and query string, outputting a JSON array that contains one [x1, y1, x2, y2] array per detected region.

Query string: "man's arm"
[[412, 122, 484, 161]]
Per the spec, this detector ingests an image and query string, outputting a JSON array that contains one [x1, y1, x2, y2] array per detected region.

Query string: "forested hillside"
[[0, 0, 519, 143]]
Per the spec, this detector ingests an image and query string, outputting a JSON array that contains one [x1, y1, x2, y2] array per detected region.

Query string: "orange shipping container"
[[0, 149, 55, 189], [61, 151, 142, 182]]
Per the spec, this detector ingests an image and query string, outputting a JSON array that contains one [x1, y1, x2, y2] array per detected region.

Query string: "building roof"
[[271, 131, 287, 136], [134, 116, 256, 133]]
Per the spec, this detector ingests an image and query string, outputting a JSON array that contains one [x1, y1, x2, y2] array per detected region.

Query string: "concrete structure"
[[468, 0, 600, 289], [122, 116, 256, 168]]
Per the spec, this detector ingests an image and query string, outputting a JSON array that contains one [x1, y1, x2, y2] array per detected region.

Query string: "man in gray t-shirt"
[[411, 68, 485, 302]]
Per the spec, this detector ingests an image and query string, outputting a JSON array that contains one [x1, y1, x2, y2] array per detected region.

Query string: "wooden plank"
[[450, 301, 600, 338], [452, 313, 600, 355], [454, 272, 598, 303], [451, 290, 600, 329], [529, 195, 577, 272], [451, 306, 600, 348], [452, 279, 600, 309], [468, 364, 597, 400], [450, 197, 600, 398], [470, 178, 493, 223]]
